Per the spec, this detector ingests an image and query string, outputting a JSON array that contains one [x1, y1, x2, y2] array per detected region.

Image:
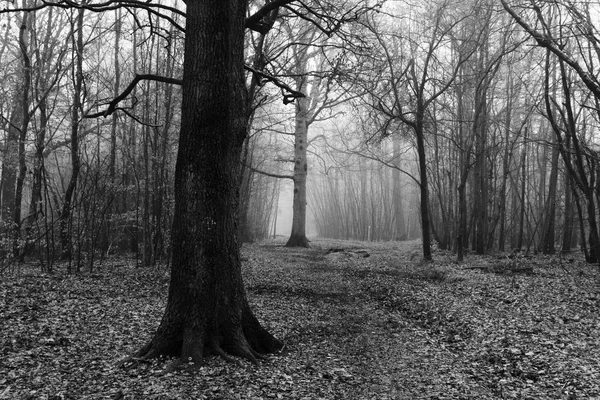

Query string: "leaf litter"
[[1, 239, 599, 399]]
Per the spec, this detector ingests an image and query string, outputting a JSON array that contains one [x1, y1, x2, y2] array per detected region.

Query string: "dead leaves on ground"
[[1, 240, 600, 399]]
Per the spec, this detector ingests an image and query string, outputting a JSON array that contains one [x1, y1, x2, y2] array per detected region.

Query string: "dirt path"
[[246, 240, 495, 399]]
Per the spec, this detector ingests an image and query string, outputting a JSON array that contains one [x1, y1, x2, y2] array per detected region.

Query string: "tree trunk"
[[392, 136, 405, 241], [286, 90, 310, 247], [102, 7, 121, 254], [472, 84, 488, 255], [540, 137, 559, 254], [142, 79, 152, 267], [562, 172, 574, 253], [12, 11, 33, 256], [28, 98, 46, 227], [135, 0, 281, 364], [1, 106, 20, 233], [415, 120, 432, 261], [60, 9, 84, 263], [498, 72, 514, 252], [517, 127, 528, 250]]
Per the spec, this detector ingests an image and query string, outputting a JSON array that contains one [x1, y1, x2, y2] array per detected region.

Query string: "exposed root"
[[212, 344, 242, 365], [251, 348, 267, 361], [285, 234, 310, 248], [228, 342, 259, 365], [118, 342, 157, 369], [242, 304, 284, 354], [128, 300, 282, 369], [163, 358, 203, 374]]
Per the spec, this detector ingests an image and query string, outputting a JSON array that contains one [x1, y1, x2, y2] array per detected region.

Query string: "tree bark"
[[472, 71, 489, 255], [286, 90, 310, 247], [415, 117, 432, 261], [135, 0, 281, 364], [392, 136, 405, 241], [60, 9, 84, 263], [540, 136, 559, 254], [562, 171, 574, 253], [517, 127, 528, 250]]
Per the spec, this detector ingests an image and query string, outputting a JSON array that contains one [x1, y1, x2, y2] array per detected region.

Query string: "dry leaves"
[[1, 239, 599, 399]]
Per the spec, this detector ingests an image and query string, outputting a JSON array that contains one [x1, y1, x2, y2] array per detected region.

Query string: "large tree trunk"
[[135, 0, 281, 364]]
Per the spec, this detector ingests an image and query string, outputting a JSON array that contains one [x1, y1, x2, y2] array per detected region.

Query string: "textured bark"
[[0, 105, 19, 231], [135, 0, 281, 363]]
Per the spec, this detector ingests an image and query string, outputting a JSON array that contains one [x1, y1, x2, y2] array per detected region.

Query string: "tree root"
[[285, 234, 310, 248], [125, 325, 280, 372]]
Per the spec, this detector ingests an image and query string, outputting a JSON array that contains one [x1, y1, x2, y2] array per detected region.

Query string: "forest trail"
[[246, 239, 495, 399], [1, 238, 599, 399], [247, 238, 600, 399]]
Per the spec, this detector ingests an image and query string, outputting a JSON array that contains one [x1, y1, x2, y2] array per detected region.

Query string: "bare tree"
[[364, 0, 478, 260]]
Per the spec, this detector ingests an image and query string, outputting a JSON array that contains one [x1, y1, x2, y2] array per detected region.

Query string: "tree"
[[365, 0, 478, 260], [0, 0, 302, 363], [132, 1, 287, 364], [501, 0, 600, 262], [59, 8, 84, 264], [260, 14, 366, 247]]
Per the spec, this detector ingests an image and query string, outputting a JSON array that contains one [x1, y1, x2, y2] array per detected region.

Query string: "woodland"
[[1, 0, 600, 398]]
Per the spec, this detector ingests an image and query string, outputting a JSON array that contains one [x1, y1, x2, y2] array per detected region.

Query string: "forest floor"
[[1, 239, 600, 399]]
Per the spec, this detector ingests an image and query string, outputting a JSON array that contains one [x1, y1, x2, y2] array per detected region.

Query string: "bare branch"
[[85, 74, 182, 118], [244, 64, 305, 104], [0, 0, 186, 31], [246, 0, 297, 33], [501, 0, 600, 100], [247, 165, 294, 180]]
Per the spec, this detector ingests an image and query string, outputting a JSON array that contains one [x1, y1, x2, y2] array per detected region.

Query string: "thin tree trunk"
[[103, 8, 121, 254], [473, 82, 488, 255], [415, 118, 432, 261], [60, 9, 84, 263], [517, 127, 528, 250], [13, 11, 33, 255], [286, 88, 310, 247], [562, 171, 574, 252], [540, 138, 559, 254], [392, 136, 405, 240], [498, 72, 514, 252]]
